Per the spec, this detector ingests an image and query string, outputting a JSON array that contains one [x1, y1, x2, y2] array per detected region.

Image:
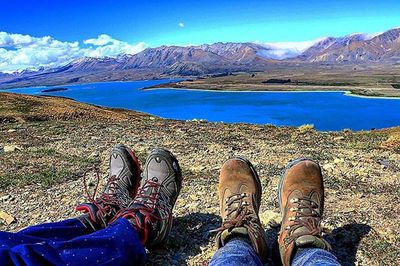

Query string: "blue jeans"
[[210, 239, 340, 266], [0, 218, 146, 266]]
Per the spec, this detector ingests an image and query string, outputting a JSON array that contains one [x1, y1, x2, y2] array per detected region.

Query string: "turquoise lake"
[[2, 79, 400, 131]]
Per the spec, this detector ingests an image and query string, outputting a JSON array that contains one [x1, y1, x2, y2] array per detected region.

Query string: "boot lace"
[[83, 167, 121, 218], [283, 196, 324, 246], [132, 180, 169, 219], [212, 193, 261, 239]]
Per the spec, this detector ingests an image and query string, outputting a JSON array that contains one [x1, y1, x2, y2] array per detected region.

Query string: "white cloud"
[[178, 22, 185, 28], [84, 34, 146, 57], [363, 31, 383, 40], [84, 34, 114, 46], [255, 38, 327, 59], [0, 32, 147, 72]]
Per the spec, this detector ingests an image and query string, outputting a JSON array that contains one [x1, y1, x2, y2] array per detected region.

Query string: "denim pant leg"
[[292, 248, 340, 266], [0, 218, 146, 266], [209, 239, 263, 266]]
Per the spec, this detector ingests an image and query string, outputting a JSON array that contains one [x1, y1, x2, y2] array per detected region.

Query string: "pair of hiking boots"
[[76, 145, 330, 265], [76, 145, 182, 248], [215, 157, 331, 265]]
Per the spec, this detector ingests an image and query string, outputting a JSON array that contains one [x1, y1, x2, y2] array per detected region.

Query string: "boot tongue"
[[220, 227, 249, 246], [295, 235, 328, 249]]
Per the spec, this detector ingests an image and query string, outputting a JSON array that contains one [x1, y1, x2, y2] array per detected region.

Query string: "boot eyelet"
[[290, 198, 299, 203]]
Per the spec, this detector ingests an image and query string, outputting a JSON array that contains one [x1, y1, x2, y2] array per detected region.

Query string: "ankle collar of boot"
[[219, 227, 249, 246], [295, 235, 331, 250]]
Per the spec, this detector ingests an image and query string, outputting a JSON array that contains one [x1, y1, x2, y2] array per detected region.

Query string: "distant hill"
[[298, 28, 400, 62], [1, 28, 400, 88]]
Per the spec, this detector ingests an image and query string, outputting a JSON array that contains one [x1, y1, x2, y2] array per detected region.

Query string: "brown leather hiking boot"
[[214, 157, 268, 263], [278, 158, 331, 266]]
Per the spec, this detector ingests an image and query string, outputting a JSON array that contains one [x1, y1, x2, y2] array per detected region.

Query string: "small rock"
[[341, 208, 355, 213], [7, 129, 16, 133], [378, 160, 389, 169], [323, 163, 334, 170], [334, 136, 345, 141], [259, 210, 281, 227], [0, 211, 15, 225], [89, 152, 99, 158], [189, 195, 199, 201], [0, 195, 12, 202], [334, 158, 344, 164], [189, 166, 206, 172], [3, 145, 23, 153]]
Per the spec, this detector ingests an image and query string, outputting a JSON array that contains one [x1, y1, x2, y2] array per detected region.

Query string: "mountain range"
[[1, 28, 400, 88]]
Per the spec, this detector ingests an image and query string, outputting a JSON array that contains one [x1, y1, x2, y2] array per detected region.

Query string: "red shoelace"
[[82, 167, 120, 217]]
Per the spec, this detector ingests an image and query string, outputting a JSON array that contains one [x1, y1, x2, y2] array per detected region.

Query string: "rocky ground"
[[0, 92, 399, 265]]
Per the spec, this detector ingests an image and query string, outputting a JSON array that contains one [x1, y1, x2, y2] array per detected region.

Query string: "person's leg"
[[17, 218, 91, 242], [278, 158, 335, 266], [209, 238, 263, 266], [291, 248, 340, 266], [0, 144, 143, 265], [210, 157, 268, 265], [0, 217, 146, 266]]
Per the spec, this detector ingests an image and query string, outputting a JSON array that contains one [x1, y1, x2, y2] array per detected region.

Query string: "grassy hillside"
[[0, 92, 399, 265]]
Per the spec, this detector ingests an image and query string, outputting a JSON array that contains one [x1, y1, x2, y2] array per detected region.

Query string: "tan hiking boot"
[[214, 157, 268, 263], [278, 158, 331, 266]]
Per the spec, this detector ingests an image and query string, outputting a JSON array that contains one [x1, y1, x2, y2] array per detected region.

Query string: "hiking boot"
[[112, 148, 182, 247], [278, 158, 331, 266], [214, 157, 268, 264], [76, 144, 141, 230]]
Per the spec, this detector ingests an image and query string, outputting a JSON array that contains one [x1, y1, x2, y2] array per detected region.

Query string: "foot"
[[214, 157, 268, 263], [76, 144, 141, 230], [278, 158, 331, 266], [113, 148, 182, 247]]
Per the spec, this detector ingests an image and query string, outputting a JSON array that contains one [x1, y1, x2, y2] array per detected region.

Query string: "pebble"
[[0, 211, 15, 225], [259, 210, 281, 227], [334, 158, 344, 164], [0, 195, 13, 202], [334, 136, 345, 141], [3, 145, 23, 153]]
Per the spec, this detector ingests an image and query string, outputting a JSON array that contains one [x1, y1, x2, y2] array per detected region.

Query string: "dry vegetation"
[[0, 92, 399, 265]]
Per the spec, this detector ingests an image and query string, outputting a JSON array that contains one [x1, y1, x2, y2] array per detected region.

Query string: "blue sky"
[[1, 0, 400, 71], [2, 0, 400, 45]]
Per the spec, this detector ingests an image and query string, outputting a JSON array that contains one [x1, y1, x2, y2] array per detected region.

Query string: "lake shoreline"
[[143, 86, 400, 100], [142, 81, 400, 99]]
